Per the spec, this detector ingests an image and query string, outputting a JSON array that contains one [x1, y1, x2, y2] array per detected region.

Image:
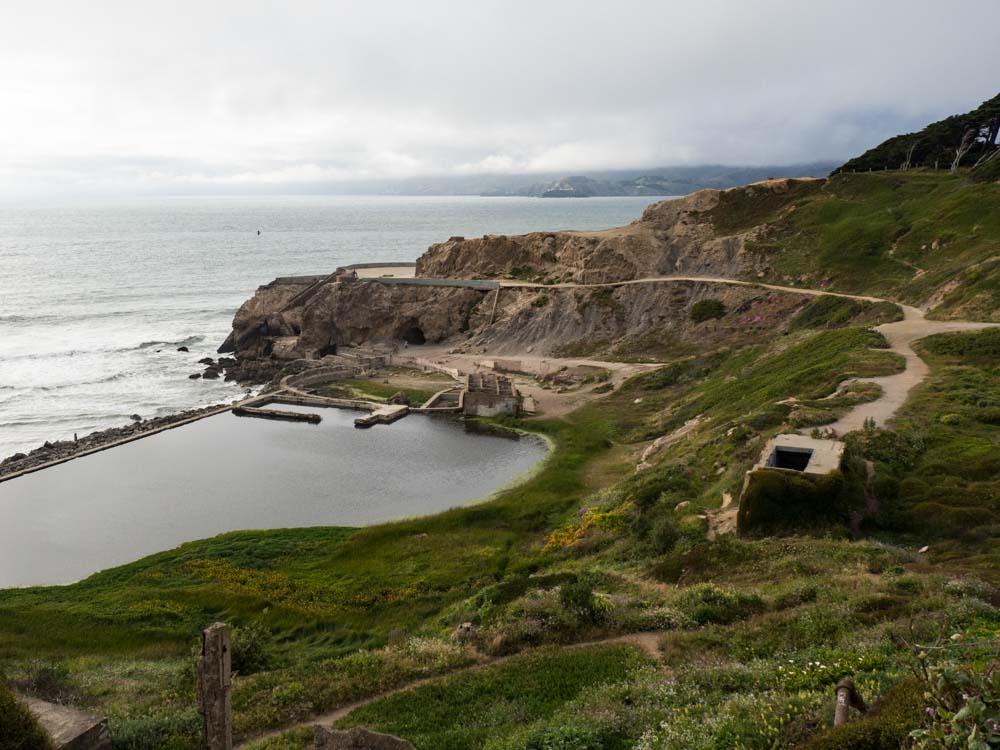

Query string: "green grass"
[[1, 316, 997, 749], [317, 379, 439, 406], [856, 328, 1000, 569], [703, 172, 1000, 320], [337, 644, 648, 750]]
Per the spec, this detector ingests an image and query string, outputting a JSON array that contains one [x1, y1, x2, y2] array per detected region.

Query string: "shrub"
[[920, 327, 1000, 360], [231, 620, 274, 675], [0, 683, 51, 750], [559, 580, 601, 623], [690, 299, 727, 323], [790, 295, 863, 330], [800, 678, 924, 749], [531, 295, 550, 308], [109, 709, 202, 750], [677, 584, 763, 625], [737, 468, 862, 535], [650, 515, 680, 554]]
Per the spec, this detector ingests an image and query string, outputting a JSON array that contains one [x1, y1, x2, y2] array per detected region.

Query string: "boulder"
[[202, 368, 220, 380], [129, 414, 142, 422], [177, 346, 189, 352], [313, 726, 414, 750], [189, 373, 202, 379], [198, 357, 215, 366]]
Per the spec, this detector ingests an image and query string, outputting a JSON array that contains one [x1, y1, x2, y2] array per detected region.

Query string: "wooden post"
[[834, 678, 867, 727], [197, 623, 232, 750]]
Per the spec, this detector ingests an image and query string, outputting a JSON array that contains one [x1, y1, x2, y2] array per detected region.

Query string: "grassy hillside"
[[2, 170, 998, 749], [6, 321, 998, 749], [709, 171, 1000, 320]]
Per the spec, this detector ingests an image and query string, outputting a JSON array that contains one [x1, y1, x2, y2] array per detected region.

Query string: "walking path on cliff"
[[491, 274, 997, 431]]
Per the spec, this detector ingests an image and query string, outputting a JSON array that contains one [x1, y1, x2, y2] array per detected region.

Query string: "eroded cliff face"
[[415, 181, 812, 284], [463, 282, 810, 358], [295, 281, 487, 352]]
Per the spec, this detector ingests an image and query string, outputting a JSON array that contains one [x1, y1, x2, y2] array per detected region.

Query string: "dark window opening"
[[771, 447, 813, 471], [403, 326, 426, 345], [291, 324, 302, 335]]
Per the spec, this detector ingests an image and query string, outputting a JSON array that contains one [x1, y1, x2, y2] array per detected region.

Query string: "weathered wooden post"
[[197, 622, 233, 750], [834, 678, 867, 727]]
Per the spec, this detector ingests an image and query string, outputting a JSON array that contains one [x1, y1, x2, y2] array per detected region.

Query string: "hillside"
[[419, 171, 1000, 322], [2, 170, 998, 750], [837, 93, 1000, 173]]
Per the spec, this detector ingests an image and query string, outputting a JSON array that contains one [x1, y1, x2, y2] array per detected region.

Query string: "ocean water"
[[0, 195, 663, 458]]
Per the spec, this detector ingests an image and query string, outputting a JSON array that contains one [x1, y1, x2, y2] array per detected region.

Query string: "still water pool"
[[0, 406, 546, 587]]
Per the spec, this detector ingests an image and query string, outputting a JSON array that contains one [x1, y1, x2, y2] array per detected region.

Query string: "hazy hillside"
[[837, 92, 1000, 173]]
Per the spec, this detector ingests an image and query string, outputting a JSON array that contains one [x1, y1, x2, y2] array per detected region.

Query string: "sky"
[[1, 0, 998, 197]]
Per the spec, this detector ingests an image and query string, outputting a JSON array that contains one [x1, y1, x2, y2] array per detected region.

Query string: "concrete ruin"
[[752, 434, 844, 479], [19, 696, 111, 750], [464, 373, 520, 417]]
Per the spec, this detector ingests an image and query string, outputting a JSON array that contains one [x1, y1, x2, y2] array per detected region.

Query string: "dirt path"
[[826, 305, 993, 433], [499, 275, 996, 430], [238, 631, 666, 748]]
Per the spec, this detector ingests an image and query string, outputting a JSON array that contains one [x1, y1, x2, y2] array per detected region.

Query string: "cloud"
[[0, 0, 997, 196]]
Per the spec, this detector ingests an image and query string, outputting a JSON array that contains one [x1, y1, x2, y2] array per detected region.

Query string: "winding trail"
[[237, 631, 666, 749], [499, 275, 997, 431]]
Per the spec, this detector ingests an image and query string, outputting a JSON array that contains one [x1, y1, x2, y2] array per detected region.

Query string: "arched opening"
[[402, 326, 426, 345], [316, 343, 338, 357]]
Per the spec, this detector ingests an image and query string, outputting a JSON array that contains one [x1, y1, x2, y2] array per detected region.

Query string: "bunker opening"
[[769, 446, 814, 472]]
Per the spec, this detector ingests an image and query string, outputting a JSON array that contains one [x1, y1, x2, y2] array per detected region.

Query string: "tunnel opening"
[[402, 326, 426, 345], [316, 343, 338, 357]]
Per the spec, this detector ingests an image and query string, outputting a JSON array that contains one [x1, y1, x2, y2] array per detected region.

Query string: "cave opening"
[[402, 326, 426, 345]]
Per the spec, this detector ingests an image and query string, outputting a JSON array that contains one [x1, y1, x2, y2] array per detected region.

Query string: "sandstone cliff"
[[414, 180, 816, 284]]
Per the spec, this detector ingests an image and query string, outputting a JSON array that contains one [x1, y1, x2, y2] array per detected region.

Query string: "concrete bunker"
[[753, 434, 845, 479]]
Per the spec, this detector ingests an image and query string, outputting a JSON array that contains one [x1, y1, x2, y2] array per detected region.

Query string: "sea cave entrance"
[[402, 325, 426, 345]]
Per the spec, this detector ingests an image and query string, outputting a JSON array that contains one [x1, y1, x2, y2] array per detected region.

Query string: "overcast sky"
[[1, 0, 998, 197]]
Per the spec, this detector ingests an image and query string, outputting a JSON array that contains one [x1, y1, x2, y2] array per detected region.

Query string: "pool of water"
[[0, 406, 547, 587]]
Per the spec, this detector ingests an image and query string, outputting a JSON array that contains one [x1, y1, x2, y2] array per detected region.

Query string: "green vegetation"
[[703, 171, 1000, 321], [737, 467, 862, 536], [337, 644, 647, 750], [689, 298, 727, 323], [0, 683, 51, 750], [789, 296, 903, 331], [837, 92, 999, 173]]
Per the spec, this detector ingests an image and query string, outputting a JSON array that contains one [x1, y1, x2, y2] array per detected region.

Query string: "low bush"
[[231, 620, 275, 675], [0, 683, 51, 750], [677, 583, 763, 625], [737, 468, 862, 536], [790, 295, 864, 330], [690, 299, 727, 323], [800, 678, 925, 750]]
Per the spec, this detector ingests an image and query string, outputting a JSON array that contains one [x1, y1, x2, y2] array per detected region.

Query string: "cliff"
[[416, 181, 809, 284]]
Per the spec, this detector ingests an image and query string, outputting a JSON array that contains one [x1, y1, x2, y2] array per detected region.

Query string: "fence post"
[[834, 678, 867, 727], [197, 622, 233, 750]]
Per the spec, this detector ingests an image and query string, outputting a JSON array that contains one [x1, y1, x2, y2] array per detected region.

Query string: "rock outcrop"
[[415, 181, 815, 283]]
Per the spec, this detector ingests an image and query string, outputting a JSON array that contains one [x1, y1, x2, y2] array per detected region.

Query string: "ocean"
[[0, 194, 664, 458]]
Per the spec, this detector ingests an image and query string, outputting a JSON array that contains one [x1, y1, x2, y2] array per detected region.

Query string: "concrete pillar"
[[197, 623, 232, 750]]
